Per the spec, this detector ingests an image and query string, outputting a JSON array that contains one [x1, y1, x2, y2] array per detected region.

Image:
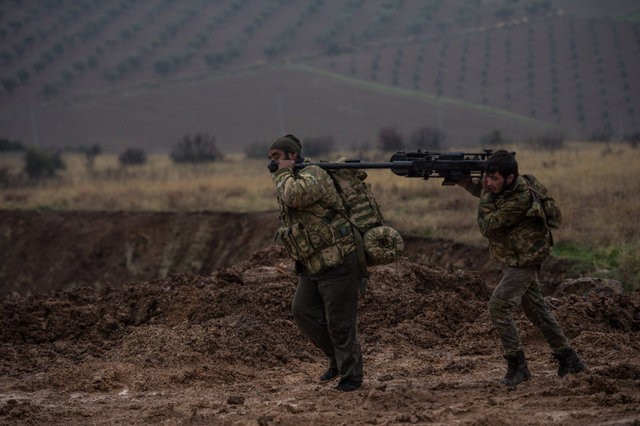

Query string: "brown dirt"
[[0, 210, 279, 296], [1, 211, 639, 424]]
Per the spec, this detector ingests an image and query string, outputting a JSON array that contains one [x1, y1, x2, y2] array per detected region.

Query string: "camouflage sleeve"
[[272, 165, 332, 208], [478, 190, 531, 238]]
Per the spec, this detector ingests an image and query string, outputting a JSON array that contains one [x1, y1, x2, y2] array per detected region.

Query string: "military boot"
[[319, 366, 339, 383], [500, 350, 531, 386], [553, 347, 587, 377]]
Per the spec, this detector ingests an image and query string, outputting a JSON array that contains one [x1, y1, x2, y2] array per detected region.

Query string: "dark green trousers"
[[489, 266, 569, 356], [292, 251, 363, 382]]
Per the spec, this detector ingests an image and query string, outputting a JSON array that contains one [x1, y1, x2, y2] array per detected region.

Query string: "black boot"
[[553, 347, 587, 377], [335, 377, 362, 392], [500, 350, 531, 386], [319, 366, 339, 383]]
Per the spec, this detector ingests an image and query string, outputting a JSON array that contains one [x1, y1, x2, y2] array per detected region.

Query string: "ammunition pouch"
[[276, 222, 352, 274]]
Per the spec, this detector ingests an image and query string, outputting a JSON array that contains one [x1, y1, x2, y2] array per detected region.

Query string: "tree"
[[119, 148, 147, 165], [24, 147, 65, 178], [170, 132, 223, 163], [0, 138, 26, 152], [378, 127, 403, 152], [1, 77, 18, 94], [154, 58, 173, 76], [16, 68, 30, 83], [83, 144, 101, 169], [410, 126, 446, 150], [480, 129, 510, 147]]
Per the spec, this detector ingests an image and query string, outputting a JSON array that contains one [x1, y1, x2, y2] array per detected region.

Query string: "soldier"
[[456, 150, 586, 386], [268, 134, 364, 392]]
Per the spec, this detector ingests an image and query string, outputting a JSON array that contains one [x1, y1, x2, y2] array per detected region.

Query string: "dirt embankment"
[[0, 210, 579, 297], [0, 210, 278, 295]]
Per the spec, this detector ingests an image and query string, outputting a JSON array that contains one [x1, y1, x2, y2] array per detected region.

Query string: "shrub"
[[480, 129, 511, 147], [24, 147, 65, 178], [0, 138, 26, 152], [170, 132, 223, 163], [618, 243, 640, 291], [119, 148, 147, 165], [83, 144, 101, 168], [378, 127, 403, 152], [410, 126, 446, 150], [617, 243, 640, 291]]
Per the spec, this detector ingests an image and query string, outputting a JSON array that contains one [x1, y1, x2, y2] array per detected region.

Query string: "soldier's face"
[[268, 149, 297, 171], [267, 149, 295, 161], [484, 171, 514, 194]]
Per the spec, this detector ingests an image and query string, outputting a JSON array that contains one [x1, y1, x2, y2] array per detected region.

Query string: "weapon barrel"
[[281, 149, 505, 184]]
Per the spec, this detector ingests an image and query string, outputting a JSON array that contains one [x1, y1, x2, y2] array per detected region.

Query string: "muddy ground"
[[1, 211, 639, 425]]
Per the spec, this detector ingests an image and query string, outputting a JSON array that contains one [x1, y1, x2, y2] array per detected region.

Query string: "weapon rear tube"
[[291, 159, 415, 175]]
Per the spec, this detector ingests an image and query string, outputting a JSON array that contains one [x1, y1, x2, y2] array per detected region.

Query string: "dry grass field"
[[1, 141, 639, 289]]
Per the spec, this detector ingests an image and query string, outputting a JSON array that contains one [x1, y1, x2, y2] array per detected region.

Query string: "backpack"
[[325, 162, 404, 266], [523, 174, 562, 230], [327, 167, 384, 232]]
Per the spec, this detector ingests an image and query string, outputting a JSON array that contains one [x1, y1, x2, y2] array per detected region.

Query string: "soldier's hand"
[[277, 158, 296, 170], [481, 174, 490, 191]]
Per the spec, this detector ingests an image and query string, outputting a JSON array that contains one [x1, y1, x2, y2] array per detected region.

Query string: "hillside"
[[1, 0, 639, 153]]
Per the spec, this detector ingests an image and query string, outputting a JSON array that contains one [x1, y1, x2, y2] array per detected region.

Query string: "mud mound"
[[1, 247, 492, 376], [2, 245, 639, 424]]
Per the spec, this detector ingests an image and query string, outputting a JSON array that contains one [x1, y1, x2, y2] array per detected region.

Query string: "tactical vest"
[[274, 165, 356, 275]]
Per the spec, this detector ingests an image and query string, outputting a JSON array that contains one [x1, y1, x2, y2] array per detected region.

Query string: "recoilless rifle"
[[268, 149, 506, 185]]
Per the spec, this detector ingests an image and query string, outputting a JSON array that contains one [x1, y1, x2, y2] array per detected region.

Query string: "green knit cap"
[[269, 134, 302, 154]]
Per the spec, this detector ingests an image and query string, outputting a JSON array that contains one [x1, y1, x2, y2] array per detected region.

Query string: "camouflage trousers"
[[292, 252, 363, 382], [489, 266, 569, 356]]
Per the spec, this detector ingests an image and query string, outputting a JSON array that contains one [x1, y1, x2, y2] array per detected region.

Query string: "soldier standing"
[[268, 134, 364, 392], [456, 150, 586, 386]]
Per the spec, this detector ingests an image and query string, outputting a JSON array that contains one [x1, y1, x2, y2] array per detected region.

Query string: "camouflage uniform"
[[272, 163, 364, 384], [466, 176, 569, 356]]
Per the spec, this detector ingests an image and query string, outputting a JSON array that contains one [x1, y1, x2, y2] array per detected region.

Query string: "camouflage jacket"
[[465, 176, 551, 267], [272, 163, 356, 274]]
